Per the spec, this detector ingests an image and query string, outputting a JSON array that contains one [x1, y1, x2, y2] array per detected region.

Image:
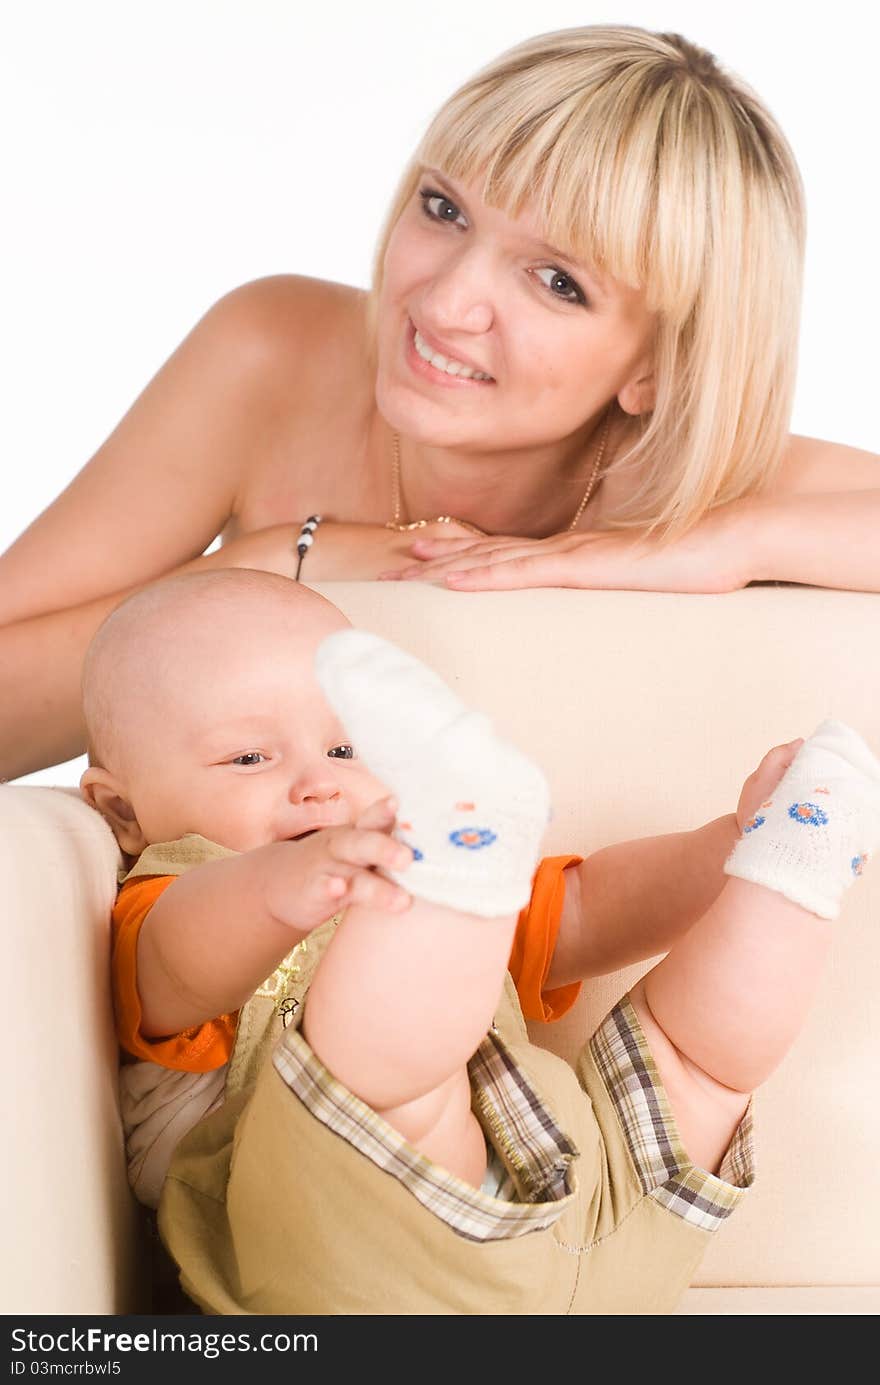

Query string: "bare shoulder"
[[211, 274, 370, 387], [767, 433, 880, 496], [206, 276, 382, 534]]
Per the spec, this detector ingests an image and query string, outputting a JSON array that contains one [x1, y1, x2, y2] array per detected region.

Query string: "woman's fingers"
[[443, 554, 574, 589], [386, 542, 552, 583], [409, 535, 487, 557], [380, 535, 530, 580]]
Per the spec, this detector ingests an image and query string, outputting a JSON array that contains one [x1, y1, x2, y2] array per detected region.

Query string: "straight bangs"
[[417, 61, 706, 327], [370, 28, 805, 539]]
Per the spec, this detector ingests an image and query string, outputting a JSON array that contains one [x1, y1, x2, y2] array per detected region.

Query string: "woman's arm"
[[0, 279, 310, 780], [0, 285, 272, 628], [743, 433, 880, 590], [0, 283, 267, 781], [745, 489, 880, 591], [389, 434, 880, 594]]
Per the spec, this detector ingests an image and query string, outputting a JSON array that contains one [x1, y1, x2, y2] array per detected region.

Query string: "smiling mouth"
[[409, 324, 495, 384]]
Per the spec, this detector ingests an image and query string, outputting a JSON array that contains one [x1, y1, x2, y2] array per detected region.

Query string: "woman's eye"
[[232, 752, 265, 766], [327, 744, 355, 760], [534, 266, 586, 305], [419, 189, 467, 228]]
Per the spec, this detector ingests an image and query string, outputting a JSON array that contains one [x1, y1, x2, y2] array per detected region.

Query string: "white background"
[[3, 0, 878, 787]]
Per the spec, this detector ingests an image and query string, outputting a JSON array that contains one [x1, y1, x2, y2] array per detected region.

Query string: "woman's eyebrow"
[[420, 167, 466, 201], [529, 235, 612, 297]]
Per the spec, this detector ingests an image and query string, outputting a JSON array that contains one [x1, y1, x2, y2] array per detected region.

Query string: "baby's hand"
[[268, 796, 413, 929], [736, 739, 804, 833]]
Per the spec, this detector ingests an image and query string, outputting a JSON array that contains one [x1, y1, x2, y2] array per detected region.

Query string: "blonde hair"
[[370, 26, 805, 538]]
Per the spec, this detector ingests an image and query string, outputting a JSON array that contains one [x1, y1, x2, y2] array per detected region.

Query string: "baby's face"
[[117, 603, 388, 853]]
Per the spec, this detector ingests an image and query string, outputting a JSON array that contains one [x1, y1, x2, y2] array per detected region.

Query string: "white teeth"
[[414, 329, 491, 381]]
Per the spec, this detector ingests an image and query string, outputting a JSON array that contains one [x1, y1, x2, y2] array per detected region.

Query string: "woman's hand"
[[213, 520, 482, 582], [379, 503, 755, 594]]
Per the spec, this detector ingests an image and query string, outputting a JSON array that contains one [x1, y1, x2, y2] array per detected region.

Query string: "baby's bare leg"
[[304, 629, 551, 1188], [305, 898, 517, 1186], [631, 721, 880, 1175], [630, 879, 830, 1173]]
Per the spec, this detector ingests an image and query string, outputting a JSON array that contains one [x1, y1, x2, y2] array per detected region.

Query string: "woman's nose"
[[420, 250, 495, 335]]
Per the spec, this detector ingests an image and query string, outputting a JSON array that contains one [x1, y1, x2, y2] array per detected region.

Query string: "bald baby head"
[[82, 569, 349, 777]]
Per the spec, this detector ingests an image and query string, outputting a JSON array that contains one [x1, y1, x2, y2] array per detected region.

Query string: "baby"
[[81, 568, 880, 1314]]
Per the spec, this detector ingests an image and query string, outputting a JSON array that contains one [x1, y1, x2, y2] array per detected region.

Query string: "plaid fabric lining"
[[468, 1036, 577, 1202], [590, 997, 755, 1234], [272, 1027, 577, 1243]]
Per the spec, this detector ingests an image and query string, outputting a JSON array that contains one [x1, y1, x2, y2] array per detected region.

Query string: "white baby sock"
[[724, 719, 880, 918], [314, 629, 551, 917]]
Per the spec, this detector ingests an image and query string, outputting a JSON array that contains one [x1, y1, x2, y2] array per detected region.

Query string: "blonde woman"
[[1, 26, 877, 781]]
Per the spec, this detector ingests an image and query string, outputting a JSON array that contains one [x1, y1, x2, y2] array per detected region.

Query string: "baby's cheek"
[[179, 786, 262, 853]]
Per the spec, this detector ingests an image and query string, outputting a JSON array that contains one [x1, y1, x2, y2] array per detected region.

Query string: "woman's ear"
[[80, 767, 148, 857], [617, 358, 656, 416]]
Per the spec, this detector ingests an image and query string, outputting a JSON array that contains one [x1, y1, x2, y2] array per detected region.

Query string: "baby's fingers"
[[327, 826, 412, 873], [317, 874, 350, 902], [355, 796, 399, 833], [344, 871, 412, 914]]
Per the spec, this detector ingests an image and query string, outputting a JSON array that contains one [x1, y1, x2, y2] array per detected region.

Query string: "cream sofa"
[[3, 583, 879, 1316]]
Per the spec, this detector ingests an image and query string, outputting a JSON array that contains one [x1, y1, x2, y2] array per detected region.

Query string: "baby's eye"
[[534, 266, 587, 305], [327, 744, 355, 760], [232, 752, 266, 766], [419, 189, 467, 228]]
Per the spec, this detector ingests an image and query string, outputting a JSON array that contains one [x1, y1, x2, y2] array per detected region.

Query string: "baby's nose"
[[288, 772, 343, 805]]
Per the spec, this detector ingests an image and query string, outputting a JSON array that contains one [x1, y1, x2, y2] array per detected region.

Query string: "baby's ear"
[[80, 768, 148, 857]]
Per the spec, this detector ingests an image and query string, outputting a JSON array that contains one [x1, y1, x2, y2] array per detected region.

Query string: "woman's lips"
[[405, 321, 495, 390]]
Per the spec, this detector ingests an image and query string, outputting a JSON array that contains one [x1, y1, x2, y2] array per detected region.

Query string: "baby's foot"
[[314, 630, 550, 917], [724, 719, 880, 918]]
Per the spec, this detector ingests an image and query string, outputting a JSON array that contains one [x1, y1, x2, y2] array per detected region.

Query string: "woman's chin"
[[374, 377, 494, 450]]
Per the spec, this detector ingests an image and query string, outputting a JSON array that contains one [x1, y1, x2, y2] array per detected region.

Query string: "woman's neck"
[[389, 411, 628, 537]]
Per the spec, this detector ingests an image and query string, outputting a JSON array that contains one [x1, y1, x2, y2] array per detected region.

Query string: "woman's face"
[[375, 168, 657, 452]]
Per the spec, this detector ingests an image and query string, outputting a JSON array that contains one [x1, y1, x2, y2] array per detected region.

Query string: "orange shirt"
[[111, 853, 583, 1073]]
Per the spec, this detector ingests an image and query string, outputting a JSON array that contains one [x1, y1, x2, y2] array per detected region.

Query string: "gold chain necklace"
[[385, 409, 612, 537]]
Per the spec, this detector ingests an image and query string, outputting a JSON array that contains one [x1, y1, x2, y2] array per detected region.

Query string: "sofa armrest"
[[0, 786, 143, 1314]]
